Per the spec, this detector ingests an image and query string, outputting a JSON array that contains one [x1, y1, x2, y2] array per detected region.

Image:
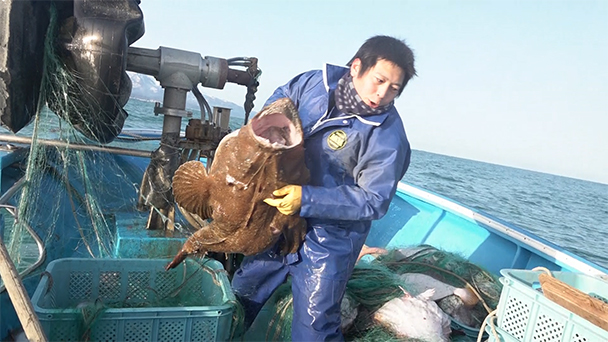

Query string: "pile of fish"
[[373, 288, 451, 341], [373, 245, 503, 330], [268, 245, 502, 341]]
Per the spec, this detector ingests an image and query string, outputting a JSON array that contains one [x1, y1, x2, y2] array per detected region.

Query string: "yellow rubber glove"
[[263, 185, 302, 215]]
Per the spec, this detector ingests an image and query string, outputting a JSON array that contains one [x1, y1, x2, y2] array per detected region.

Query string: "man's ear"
[[350, 58, 361, 78]]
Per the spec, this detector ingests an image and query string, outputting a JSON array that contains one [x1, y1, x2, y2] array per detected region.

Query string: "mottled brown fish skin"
[[167, 98, 309, 270]]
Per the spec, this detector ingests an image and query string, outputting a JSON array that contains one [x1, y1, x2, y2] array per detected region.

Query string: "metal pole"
[[139, 86, 186, 231], [0, 177, 46, 294], [0, 134, 152, 158]]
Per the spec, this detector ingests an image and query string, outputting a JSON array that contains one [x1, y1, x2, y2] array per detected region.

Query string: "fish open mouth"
[[251, 112, 301, 147]]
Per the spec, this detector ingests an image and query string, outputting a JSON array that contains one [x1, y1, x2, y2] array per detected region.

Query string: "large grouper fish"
[[166, 98, 309, 270]]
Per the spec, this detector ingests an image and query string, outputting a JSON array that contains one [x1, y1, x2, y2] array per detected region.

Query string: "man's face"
[[350, 58, 404, 109]]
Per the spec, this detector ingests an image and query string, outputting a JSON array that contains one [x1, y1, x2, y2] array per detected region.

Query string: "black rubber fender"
[[0, 0, 50, 133], [48, 0, 145, 143]]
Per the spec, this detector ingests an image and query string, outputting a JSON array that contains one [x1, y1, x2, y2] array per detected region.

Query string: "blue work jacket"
[[265, 63, 411, 269]]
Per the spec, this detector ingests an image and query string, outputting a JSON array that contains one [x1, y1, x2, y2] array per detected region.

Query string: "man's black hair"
[[347, 35, 416, 96]]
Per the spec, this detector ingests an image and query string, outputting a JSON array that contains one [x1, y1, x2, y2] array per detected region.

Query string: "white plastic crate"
[[495, 269, 608, 342]]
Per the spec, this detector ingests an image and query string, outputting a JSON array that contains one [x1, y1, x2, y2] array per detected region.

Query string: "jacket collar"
[[322, 63, 391, 126], [323, 63, 348, 92]]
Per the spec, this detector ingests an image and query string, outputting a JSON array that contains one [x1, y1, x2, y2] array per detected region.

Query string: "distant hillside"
[[128, 72, 249, 119]]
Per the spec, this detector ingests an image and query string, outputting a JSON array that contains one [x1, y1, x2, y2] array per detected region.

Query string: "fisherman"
[[232, 35, 416, 341]]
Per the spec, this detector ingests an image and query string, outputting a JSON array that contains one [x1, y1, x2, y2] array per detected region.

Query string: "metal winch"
[[126, 46, 261, 231]]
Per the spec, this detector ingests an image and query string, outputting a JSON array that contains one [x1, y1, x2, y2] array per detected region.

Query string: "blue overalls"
[[231, 63, 411, 341]]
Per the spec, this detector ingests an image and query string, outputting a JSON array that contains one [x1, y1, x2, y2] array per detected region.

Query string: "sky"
[[133, 0, 608, 184]]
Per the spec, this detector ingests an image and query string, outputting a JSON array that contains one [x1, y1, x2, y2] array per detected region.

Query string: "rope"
[[531, 266, 553, 276], [477, 309, 500, 342]]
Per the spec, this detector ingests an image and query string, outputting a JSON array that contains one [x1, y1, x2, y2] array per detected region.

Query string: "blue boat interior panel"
[[366, 194, 420, 248], [113, 212, 187, 259], [525, 252, 563, 271], [369, 187, 570, 276]]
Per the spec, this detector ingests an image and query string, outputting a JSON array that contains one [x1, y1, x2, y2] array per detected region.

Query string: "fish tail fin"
[[165, 238, 208, 270], [168, 224, 226, 270], [165, 250, 188, 270], [173, 160, 212, 219]]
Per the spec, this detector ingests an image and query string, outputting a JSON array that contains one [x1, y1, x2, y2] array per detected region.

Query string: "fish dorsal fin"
[[173, 160, 213, 220]]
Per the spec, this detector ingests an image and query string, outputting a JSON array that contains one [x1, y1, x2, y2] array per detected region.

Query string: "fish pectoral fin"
[[417, 288, 436, 301], [173, 161, 212, 218]]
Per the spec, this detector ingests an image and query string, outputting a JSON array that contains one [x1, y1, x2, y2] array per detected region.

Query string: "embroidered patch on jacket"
[[327, 130, 347, 150]]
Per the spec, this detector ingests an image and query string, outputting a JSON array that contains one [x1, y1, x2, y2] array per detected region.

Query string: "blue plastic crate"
[[31, 258, 235, 342], [495, 269, 608, 342]]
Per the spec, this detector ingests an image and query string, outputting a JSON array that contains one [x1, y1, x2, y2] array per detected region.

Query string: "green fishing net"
[[0, 4, 243, 339], [261, 265, 409, 341], [2, 3, 131, 279], [375, 245, 503, 320], [256, 245, 502, 342]]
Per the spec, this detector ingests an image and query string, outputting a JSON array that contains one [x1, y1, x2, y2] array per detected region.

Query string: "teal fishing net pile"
[[263, 263, 410, 342], [256, 245, 502, 341], [375, 244, 503, 328]]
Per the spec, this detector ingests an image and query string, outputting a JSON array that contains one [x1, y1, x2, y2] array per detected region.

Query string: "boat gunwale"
[[397, 182, 608, 279]]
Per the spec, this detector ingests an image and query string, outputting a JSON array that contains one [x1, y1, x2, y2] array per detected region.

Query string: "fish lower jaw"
[[254, 136, 297, 149]]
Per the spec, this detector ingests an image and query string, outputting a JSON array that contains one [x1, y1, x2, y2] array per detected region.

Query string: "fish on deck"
[[374, 288, 452, 341], [166, 98, 309, 270]]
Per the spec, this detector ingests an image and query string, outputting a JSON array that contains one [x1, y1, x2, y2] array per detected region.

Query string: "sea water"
[[405, 150, 608, 269], [125, 98, 608, 269]]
